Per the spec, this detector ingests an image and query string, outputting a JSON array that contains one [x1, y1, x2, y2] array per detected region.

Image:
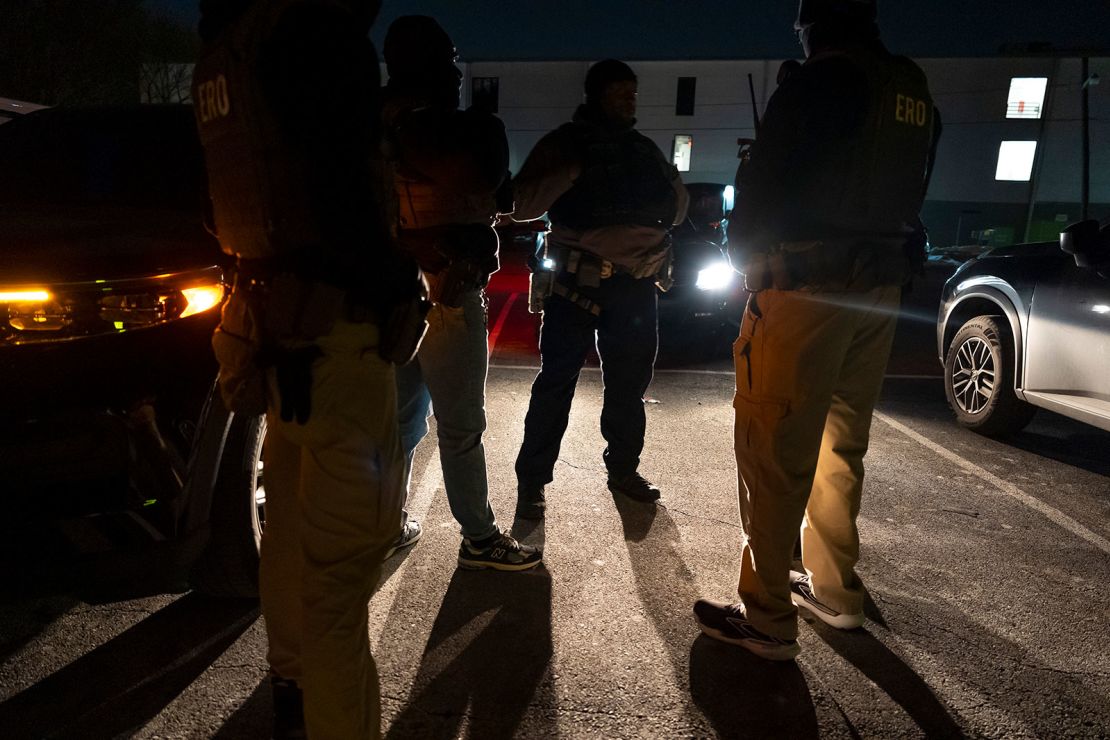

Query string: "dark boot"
[[515, 483, 546, 519], [270, 673, 305, 740], [608, 472, 660, 502]]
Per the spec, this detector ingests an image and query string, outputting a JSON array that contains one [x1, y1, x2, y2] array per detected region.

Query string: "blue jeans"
[[397, 288, 499, 541], [515, 273, 659, 487]]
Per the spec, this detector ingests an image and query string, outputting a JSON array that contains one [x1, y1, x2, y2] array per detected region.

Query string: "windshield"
[[688, 190, 726, 225], [0, 107, 207, 210]]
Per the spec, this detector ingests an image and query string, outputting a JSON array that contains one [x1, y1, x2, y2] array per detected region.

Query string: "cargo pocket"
[[733, 392, 790, 453], [733, 294, 763, 395]]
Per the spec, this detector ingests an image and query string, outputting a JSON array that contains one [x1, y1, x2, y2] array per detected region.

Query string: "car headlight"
[[695, 261, 734, 291], [179, 285, 226, 318], [2, 266, 225, 343]]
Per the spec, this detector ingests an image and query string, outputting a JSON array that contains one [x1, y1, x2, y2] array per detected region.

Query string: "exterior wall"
[[462, 56, 1109, 247]]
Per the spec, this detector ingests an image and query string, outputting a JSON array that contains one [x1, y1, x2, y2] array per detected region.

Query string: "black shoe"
[[608, 472, 661, 502], [693, 599, 801, 661], [458, 529, 543, 571], [270, 673, 306, 740], [516, 484, 546, 519]]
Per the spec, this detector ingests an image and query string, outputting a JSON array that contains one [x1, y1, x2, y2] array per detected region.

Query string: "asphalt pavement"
[[0, 260, 1108, 738]]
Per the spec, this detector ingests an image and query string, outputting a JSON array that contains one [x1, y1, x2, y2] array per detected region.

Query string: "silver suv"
[[937, 219, 1110, 436]]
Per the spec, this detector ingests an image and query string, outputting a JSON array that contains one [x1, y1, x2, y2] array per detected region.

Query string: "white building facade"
[[455, 57, 1108, 248]]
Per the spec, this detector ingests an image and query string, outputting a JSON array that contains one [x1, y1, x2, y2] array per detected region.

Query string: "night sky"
[[148, 1, 1110, 60]]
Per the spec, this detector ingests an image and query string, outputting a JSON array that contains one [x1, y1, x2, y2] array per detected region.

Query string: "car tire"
[[944, 315, 1035, 436], [189, 413, 266, 598]]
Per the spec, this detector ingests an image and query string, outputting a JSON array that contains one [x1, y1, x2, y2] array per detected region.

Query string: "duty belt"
[[743, 238, 909, 293], [232, 261, 381, 326]]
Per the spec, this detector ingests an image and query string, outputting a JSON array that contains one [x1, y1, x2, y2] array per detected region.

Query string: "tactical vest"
[[548, 124, 677, 232], [191, 0, 342, 259], [802, 48, 935, 237], [386, 109, 499, 230]]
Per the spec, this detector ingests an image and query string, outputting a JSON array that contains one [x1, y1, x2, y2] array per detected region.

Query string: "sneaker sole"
[[693, 616, 801, 661], [385, 531, 422, 560], [457, 556, 544, 572], [791, 592, 865, 630]]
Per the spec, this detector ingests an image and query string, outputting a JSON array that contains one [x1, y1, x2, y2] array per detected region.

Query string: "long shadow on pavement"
[[689, 636, 819, 739], [214, 676, 270, 739], [802, 616, 966, 739], [0, 593, 259, 740], [614, 496, 816, 736], [385, 567, 554, 739]]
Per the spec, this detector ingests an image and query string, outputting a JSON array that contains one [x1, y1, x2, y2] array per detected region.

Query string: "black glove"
[[274, 345, 323, 425]]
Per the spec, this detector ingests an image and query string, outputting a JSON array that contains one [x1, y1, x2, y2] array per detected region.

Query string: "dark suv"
[[657, 182, 745, 335], [0, 106, 265, 596], [937, 220, 1110, 436]]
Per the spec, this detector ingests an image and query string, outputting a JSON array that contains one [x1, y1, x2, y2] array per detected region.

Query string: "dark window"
[[676, 76, 696, 116], [471, 77, 500, 114]]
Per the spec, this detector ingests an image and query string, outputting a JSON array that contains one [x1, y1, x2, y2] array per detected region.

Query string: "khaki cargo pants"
[[733, 285, 901, 641], [260, 320, 405, 739]]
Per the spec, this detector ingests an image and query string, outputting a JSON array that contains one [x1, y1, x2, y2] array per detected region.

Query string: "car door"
[[1023, 258, 1110, 426]]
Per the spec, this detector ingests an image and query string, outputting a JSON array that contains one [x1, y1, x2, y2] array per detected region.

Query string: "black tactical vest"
[[191, 0, 340, 259], [548, 122, 677, 232], [803, 47, 935, 237]]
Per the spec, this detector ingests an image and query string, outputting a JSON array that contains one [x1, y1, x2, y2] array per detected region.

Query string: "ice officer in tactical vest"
[[694, 0, 941, 660], [381, 16, 542, 571], [513, 60, 689, 518], [192, 0, 428, 736]]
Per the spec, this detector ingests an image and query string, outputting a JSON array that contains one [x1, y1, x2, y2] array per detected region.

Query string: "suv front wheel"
[[944, 315, 1035, 436], [189, 412, 266, 597]]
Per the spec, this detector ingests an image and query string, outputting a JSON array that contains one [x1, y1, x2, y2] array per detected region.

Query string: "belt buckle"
[[600, 260, 613, 279]]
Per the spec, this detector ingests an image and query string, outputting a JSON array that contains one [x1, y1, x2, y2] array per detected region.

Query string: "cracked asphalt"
[[1, 365, 1107, 739]]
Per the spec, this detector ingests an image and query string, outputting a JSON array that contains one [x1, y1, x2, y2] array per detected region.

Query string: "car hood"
[[0, 205, 223, 285]]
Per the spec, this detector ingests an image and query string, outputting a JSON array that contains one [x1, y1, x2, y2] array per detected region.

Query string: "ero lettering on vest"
[[894, 93, 928, 127], [197, 75, 232, 124]]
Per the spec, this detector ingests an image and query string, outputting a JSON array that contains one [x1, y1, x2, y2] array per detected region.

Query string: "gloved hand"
[[274, 345, 324, 425]]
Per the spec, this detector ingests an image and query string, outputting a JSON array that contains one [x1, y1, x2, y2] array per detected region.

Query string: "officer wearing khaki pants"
[[694, 0, 941, 660], [193, 0, 427, 736]]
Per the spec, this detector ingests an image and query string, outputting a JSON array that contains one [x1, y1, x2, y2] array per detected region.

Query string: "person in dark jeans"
[[511, 59, 688, 519]]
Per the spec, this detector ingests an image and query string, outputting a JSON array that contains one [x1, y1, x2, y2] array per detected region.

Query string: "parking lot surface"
[[1, 364, 1107, 738]]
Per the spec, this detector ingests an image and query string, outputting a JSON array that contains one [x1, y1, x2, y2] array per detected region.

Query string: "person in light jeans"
[[383, 15, 540, 571]]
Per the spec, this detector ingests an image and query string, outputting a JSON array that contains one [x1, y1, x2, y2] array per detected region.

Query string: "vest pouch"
[[211, 290, 268, 415], [528, 269, 554, 314]]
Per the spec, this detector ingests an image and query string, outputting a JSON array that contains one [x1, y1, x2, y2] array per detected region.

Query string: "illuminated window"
[[471, 77, 499, 114], [995, 141, 1037, 181], [676, 77, 696, 116], [1006, 77, 1048, 119], [673, 134, 692, 172]]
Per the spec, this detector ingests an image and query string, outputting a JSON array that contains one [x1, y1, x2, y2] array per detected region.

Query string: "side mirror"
[[1060, 220, 1109, 270]]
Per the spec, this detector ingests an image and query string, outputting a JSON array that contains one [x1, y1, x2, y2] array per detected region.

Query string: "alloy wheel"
[[951, 336, 996, 414]]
